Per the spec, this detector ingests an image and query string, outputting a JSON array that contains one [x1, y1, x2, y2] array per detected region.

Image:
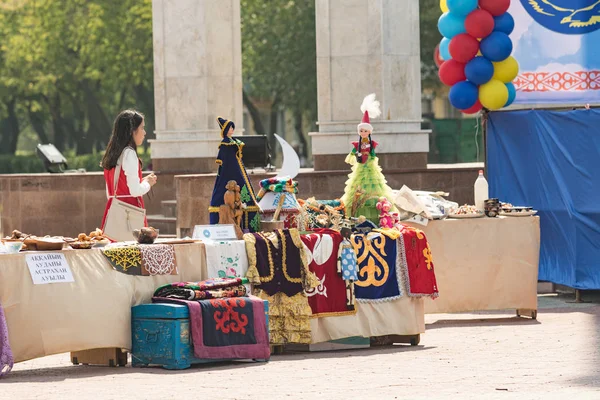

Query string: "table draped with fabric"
[[0, 244, 206, 363], [406, 216, 540, 314]]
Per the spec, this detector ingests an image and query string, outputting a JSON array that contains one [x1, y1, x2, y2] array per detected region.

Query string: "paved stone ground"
[[2, 293, 600, 400]]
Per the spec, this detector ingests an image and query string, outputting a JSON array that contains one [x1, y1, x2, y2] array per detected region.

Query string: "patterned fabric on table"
[[351, 230, 404, 302], [397, 225, 439, 298], [154, 277, 247, 300], [205, 240, 249, 279], [152, 295, 270, 360], [0, 301, 13, 378], [301, 229, 356, 317], [102, 243, 177, 276]]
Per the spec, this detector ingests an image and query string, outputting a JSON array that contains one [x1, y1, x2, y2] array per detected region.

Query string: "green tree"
[[240, 0, 317, 160], [0, 0, 154, 156], [420, 0, 443, 90]]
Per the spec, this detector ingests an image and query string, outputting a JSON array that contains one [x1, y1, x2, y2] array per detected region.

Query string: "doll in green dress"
[[340, 94, 396, 224]]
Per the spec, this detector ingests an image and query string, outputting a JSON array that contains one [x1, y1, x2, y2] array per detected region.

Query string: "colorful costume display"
[[244, 229, 318, 344], [209, 117, 261, 232], [340, 94, 396, 224], [257, 177, 300, 229], [301, 229, 356, 317]]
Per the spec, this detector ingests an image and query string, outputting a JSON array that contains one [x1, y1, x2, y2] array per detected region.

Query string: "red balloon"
[[478, 0, 510, 16], [461, 99, 483, 114], [449, 33, 480, 63], [438, 59, 466, 86], [465, 9, 494, 38]]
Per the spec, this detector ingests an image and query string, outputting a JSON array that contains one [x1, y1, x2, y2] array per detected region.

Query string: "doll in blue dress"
[[209, 117, 261, 232]]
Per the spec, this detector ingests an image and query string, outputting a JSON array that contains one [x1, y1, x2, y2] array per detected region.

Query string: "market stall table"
[[407, 216, 540, 316], [0, 243, 206, 363]]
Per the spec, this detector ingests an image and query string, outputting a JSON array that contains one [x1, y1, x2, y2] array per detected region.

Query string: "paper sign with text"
[[26, 253, 75, 285], [192, 224, 237, 241]]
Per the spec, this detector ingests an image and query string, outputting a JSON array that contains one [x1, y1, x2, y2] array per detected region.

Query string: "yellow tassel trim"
[[243, 233, 261, 285]]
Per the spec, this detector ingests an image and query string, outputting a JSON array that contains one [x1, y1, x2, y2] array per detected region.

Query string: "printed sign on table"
[[192, 224, 238, 241], [26, 253, 75, 285]]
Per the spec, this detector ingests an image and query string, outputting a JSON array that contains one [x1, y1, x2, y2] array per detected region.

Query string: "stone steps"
[[161, 200, 177, 218], [146, 215, 176, 236]]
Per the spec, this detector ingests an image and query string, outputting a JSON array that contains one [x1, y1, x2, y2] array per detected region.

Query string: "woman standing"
[[340, 94, 395, 223], [209, 116, 261, 232], [100, 110, 157, 231]]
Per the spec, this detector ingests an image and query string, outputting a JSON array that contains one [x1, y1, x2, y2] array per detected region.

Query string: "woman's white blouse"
[[121, 147, 151, 197]]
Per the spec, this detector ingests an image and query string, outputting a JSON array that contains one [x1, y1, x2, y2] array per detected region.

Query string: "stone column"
[[150, 0, 243, 173], [310, 0, 430, 171]]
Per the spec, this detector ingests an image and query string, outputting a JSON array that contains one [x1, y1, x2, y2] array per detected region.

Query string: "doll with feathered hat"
[[340, 94, 396, 223], [208, 117, 261, 232]]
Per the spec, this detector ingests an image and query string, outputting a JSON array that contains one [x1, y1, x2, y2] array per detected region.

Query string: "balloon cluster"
[[437, 0, 518, 114]]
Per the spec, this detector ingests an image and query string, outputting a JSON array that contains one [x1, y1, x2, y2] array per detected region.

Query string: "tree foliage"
[[240, 0, 317, 158], [420, 0, 443, 90], [0, 0, 154, 155]]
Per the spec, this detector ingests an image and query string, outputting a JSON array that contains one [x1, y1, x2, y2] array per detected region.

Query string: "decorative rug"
[[397, 225, 439, 298], [351, 231, 404, 302], [152, 295, 270, 360]]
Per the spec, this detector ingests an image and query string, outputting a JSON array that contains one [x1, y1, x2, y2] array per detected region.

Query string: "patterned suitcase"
[[131, 300, 269, 370]]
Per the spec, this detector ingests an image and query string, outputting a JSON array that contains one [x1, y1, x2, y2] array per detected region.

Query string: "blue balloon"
[[440, 38, 451, 60], [465, 56, 494, 85], [438, 12, 467, 39], [505, 82, 516, 107], [447, 0, 478, 16], [449, 81, 479, 110], [494, 13, 515, 35], [480, 32, 513, 62]]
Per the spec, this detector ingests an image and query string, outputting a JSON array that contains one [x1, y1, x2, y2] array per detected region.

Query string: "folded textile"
[[154, 277, 248, 300], [102, 243, 177, 276], [152, 295, 270, 360], [0, 301, 13, 378]]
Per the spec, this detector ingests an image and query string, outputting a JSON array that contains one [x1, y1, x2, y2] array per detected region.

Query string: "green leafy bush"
[[0, 152, 152, 174]]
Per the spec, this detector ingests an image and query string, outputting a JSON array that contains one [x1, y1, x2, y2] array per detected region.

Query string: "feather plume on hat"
[[357, 93, 381, 132]]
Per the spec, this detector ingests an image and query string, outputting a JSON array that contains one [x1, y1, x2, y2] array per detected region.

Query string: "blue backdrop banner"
[[487, 109, 600, 289], [511, 1, 600, 105]]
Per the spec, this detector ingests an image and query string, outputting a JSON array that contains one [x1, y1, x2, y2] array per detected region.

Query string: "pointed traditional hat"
[[357, 94, 381, 133]]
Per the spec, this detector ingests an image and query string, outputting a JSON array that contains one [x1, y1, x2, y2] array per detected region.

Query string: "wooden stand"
[[516, 309, 537, 319], [71, 348, 128, 367], [370, 334, 421, 347]]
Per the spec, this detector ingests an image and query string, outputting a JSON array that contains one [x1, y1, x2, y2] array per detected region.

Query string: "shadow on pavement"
[[2, 345, 435, 383]]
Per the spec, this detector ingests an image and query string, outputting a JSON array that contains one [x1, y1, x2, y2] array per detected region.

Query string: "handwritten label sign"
[[26, 253, 75, 285], [192, 224, 238, 241]]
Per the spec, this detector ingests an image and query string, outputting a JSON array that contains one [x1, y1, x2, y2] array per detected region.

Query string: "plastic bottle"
[[474, 170, 489, 211]]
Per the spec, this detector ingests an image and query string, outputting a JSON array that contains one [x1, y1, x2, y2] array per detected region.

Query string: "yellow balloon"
[[440, 0, 448, 13], [493, 56, 520, 83], [479, 79, 509, 110]]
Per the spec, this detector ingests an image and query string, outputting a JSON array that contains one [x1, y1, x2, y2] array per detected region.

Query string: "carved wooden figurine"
[[218, 180, 244, 239]]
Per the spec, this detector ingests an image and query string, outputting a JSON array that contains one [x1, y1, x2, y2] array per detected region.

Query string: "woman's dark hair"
[[101, 110, 144, 170]]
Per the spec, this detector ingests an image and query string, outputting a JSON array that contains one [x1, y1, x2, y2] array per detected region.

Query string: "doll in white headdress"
[[340, 94, 396, 223]]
